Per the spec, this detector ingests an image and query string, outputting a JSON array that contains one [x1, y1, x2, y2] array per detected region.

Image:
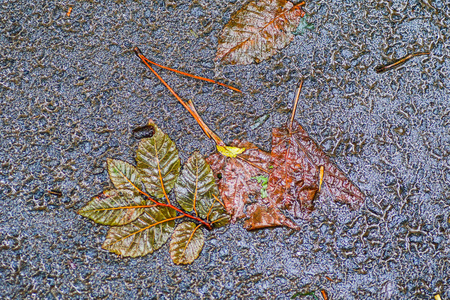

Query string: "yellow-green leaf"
[[208, 201, 230, 228], [216, 145, 246, 158], [78, 189, 146, 226], [107, 158, 143, 191], [102, 206, 177, 258], [136, 121, 180, 199], [175, 151, 218, 217], [169, 222, 204, 265]]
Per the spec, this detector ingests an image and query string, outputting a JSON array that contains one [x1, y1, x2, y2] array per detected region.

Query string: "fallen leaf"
[[216, 0, 306, 65], [208, 198, 231, 228], [216, 145, 246, 158], [268, 120, 364, 219], [175, 151, 219, 218], [208, 140, 300, 230], [80, 120, 228, 263], [107, 158, 143, 191], [102, 206, 179, 258], [207, 140, 272, 221], [78, 189, 146, 226], [170, 222, 204, 265], [244, 203, 299, 230], [136, 120, 180, 199]]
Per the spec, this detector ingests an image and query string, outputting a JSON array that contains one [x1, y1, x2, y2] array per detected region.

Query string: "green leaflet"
[[78, 189, 146, 226], [102, 206, 178, 258], [207, 199, 230, 228], [252, 175, 269, 199], [136, 121, 180, 199], [107, 158, 143, 191], [169, 222, 204, 265], [175, 151, 218, 218], [291, 291, 319, 300]]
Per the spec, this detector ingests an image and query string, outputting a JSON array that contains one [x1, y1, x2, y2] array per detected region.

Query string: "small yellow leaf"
[[216, 145, 245, 158]]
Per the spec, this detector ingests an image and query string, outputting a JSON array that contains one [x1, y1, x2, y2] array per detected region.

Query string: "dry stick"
[[134, 47, 242, 93], [237, 156, 270, 174], [375, 52, 430, 73], [187, 100, 224, 146]]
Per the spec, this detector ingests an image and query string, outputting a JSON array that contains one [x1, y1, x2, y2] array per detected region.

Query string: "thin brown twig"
[[375, 52, 430, 73], [236, 156, 270, 174], [134, 47, 224, 147], [138, 53, 242, 93], [289, 79, 303, 133]]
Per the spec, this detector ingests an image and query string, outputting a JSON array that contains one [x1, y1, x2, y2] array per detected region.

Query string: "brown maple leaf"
[[206, 140, 271, 221], [207, 140, 300, 230], [267, 120, 365, 220], [207, 81, 364, 230]]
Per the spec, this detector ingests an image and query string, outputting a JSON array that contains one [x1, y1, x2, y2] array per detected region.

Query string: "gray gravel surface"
[[1, 0, 449, 299]]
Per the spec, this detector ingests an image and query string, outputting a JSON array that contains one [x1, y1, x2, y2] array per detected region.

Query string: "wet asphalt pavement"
[[1, 0, 449, 299]]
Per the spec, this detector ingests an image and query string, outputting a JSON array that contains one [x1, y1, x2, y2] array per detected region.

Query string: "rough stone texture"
[[0, 0, 449, 299]]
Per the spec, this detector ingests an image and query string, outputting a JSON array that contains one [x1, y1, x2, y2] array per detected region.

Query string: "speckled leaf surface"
[[216, 0, 306, 65], [175, 151, 218, 217], [207, 141, 299, 230], [107, 158, 143, 191], [169, 222, 204, 265], [244, 203, 299, 230], [78, 189, 146, 226], [102, 206, 177, 258], [207, 140, 272, 222], [268, 120, 365, 219], [136, 120, 180, 199]]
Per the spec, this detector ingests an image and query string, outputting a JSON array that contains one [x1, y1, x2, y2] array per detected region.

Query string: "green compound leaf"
[[78, 189, 146, 226], [102, 206, 178, 258], [175, 151, 219, 218], [169, 222, 204, 265], [107, 158, 143, 191], [136, 120, 180, 199]]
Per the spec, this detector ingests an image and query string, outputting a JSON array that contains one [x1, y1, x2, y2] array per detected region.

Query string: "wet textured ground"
[[1, 0, 449, 299]]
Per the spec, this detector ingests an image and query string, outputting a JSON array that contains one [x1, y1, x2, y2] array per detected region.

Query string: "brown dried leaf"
[[216, 0, 306, 65], [207, 121, 364, 230], [267, 120, 365, 219], [244, 203, 300, 230], [207, 140, 272, 222]]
